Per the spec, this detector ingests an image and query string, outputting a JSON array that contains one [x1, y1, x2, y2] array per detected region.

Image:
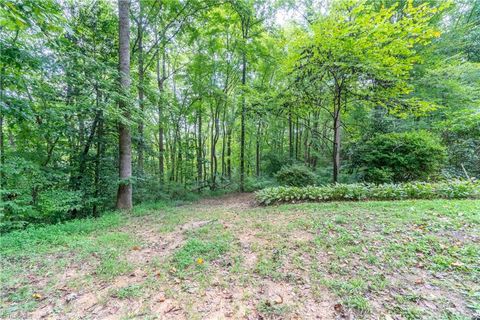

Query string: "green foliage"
[[1, 0, 478, 233], [0, 212, 123, 256], [263, 152, 291, 175], [439, 111, 480, 179], [244, 176, 277, 192], [255, 180, 480, 205], [351, 131, 447, 183], [275, 164, 317, 187], [287, 0, 447, 116]]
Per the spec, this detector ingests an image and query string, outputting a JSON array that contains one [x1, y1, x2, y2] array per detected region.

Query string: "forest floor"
[[1, 194, 479, 320]]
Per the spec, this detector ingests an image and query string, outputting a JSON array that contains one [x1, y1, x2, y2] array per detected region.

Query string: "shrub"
[[350, 131, 447, 183], [244, 176, 278, 192], [275, 164, 317, 187], [255, 180, 480, 205], [440, 111, 480, 179], [263, 152, 292, 175]]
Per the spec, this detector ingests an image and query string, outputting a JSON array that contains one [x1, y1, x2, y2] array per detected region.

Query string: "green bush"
[[244, 176, 278, 192], [275, 164, 317, 187], [255, 180, 480, 205], [350, 131, 447, 183], [440, 111, 480, 179], [263, 152, 292, 175]]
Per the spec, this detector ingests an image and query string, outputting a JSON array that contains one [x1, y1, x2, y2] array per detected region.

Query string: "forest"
[[1, 0, 479, 228], [1, 0, 479, 319]]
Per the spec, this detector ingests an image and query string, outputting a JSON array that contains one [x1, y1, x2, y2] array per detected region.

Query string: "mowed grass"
[[0, 197, 479, 319]]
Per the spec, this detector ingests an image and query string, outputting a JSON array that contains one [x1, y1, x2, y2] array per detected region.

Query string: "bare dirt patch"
[[197, 192, 257, 210]]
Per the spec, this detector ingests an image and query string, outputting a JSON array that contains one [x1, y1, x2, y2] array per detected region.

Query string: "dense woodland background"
[[0, 0, 479, 231]]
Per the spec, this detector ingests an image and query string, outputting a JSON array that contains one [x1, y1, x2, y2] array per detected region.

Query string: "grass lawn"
[[1, 194, 479, 319]]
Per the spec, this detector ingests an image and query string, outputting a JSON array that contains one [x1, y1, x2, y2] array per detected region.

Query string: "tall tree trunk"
[[332, 87, 341, 183], [256, 122, 261, 177], [296, 117, 300, 161], [227, 127, 232, 179], [137, 0, 145, 175], [288, 107, 293, 160], [196, 107, 203, 184], [156, 31, 165, 183], [76, 110, 101, 192], [93, 91, 103, 217], [311, 112, 319, 169], [211, 111, 219, 189], [0, 114, 4, 194], [240, 51, 247, 191], [116, 0, 133, 209], [0, 66, 5, 194], [221, 110, 227, 177]]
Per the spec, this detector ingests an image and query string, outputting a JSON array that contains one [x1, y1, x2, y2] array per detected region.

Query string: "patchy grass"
[[1, 195, 479, 319]]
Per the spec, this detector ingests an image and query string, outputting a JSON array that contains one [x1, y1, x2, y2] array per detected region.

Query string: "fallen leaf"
[[334, 303, 344, 313], [65, 292, 78, 303], [272, 294, 283, 305], [32, 293, 42, 300]]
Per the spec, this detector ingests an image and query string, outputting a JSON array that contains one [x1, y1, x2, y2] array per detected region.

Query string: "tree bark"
[[93, 91, 104, 217], [332, 87, 341, 183], [0, 66, 4, 194], [196, 107, 203, 184], [227, 127, 232, 179], [116, 0, 133, 210], [156, 30, 165, 183], [137, 0, 145, 175], [289, 107, 293, 160], [256, 122, 261, 177], [240, 50, 247, 191]]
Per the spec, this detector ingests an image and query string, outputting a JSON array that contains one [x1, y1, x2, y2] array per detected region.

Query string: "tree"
[[116, 0, 133, 209], [288, 0, 447, 182]]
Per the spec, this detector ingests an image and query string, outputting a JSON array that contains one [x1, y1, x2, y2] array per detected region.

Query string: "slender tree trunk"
[[116, 0, 133, 209], [210, 108, 214, 188], [156, 30, 165, 183], [211, 112, 219, 189], [0, 114, 4, 194], [76, 110, 101, 191], [196, 107, 203, 184], [137, 0, 145, 175], [221, 110, 227, 177], [170, 126, 176, 181], [227, 127, 232, 179], [288, 108, 293, 160], [312, 112, 319, 169], [93, 91, 103, 217], [240, 51, 247, 191], [332, 87, 341, 183], [0, 66, 5, 194], [256, 122, 261, 177], [296, 117, 300, 161]]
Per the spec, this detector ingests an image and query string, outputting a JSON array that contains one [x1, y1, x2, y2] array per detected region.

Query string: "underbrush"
[[255, 180, 480, 205], [0, 200, 178, 256]]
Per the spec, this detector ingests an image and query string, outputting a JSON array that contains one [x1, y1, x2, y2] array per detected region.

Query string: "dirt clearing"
[[1, 196, 479, 319]]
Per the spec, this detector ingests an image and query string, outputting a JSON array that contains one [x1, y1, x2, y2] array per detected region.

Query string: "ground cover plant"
[[256, 180, 480, 205], [1, 194, 479, 319]]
